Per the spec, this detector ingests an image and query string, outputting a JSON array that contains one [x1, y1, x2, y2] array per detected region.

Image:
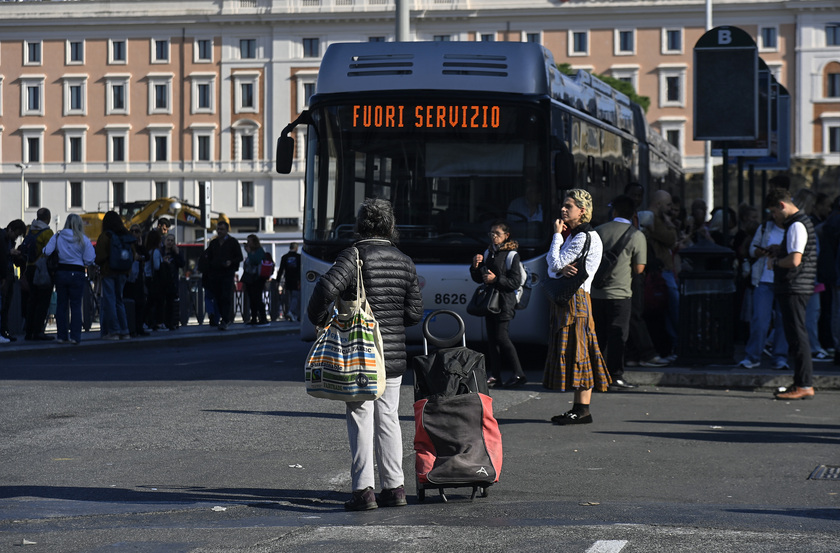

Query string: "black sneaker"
[[344, 487, 377, 511], [551, 411, 593, 425], [377, 485, 407, 507]]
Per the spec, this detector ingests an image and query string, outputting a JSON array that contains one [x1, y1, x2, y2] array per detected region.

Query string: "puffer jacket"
[[470, 240, 522, 321], [307, 238, 424, 377]]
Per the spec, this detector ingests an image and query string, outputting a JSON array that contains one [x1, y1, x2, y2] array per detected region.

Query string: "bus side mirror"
[[276, 136, 295, 174]]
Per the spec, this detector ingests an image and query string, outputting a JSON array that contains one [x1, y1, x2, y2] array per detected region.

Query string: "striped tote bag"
[[304, 248, 386, 401]]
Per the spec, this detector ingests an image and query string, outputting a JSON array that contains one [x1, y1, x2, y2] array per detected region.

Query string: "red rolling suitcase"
[[412, 310, 503, 502]]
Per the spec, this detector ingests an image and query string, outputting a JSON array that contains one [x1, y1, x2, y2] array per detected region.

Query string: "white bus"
[[277, 41, 683, 343]]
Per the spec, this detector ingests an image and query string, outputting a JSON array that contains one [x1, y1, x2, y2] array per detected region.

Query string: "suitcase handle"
[[422, 310, 466, 353]]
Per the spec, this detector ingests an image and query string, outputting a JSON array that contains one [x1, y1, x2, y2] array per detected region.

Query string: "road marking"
[[586, 541, 628, 553]]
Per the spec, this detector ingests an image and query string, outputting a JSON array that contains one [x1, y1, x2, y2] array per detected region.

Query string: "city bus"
[[277, 41, 683, 343]]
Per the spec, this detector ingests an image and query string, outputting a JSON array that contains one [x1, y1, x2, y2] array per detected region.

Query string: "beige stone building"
[[0, 0, 838, 239]]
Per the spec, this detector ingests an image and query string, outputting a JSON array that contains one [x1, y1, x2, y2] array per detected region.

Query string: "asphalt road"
[[1, 332, 838, 552]]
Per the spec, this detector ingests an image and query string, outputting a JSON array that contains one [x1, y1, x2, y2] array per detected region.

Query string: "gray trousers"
[[346, 375, 404, 491]]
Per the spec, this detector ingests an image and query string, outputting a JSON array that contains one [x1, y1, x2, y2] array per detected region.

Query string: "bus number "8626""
[[434, 293, 467, 305]]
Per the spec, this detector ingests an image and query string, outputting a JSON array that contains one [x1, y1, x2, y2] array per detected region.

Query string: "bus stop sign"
[[693, 26, 758, 141]]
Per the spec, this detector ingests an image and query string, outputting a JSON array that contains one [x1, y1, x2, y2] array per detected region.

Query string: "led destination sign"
[[351, 104, 502, 130]]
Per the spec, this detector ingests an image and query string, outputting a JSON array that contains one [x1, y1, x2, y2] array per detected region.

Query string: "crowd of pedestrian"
[[0, 210, 303, 345]]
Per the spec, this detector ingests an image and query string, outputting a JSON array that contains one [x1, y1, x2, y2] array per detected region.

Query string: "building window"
[[610, 66, 639, 91], [616, 30, 635, 55], [67, 40, 84, 64], [154, 136, 168, 162], [240, 38, 256, 59], [63, 77, 87, 116], [27, 181, 40, 209], [148, 75, 173, 114], [433, 35, 452, 42], [570, 31, 588, 56], [658, 120, 685, 156], [112, 135, 125, 162], [828, 73, 840, 98], [303, 83, 315, 107], [663, 28, 683, 54], [827, 24, 840, 47], [155, 84, 168, 110], [303, 38, 319, 58], [479, 34, 495, 42], [155, 181, 168, 199], [68, 136, 83, 163], [69, 181, 83, 209], [525, 33, 540, 44], [369, 36, 386, 42], [240, 134, 254, 161], [828, 126, 840, 153], [197, 136, 211, 161], [759, 27, 778, 51], [106, 76, 130, 114], [666, 76, 681, 102], [241, 181, 254, 208], [21, 77, 45, 116], [110, 39, 127, 64], [112, 84, 126, 111], [112, 181, 126, 206], [196, 39, 213, 62], [153, 38, 169, 63], [25, 136, 41, 163], [191, 74, 215, 113], [25, 41, 42, 65], [658, 66, 686, 107], [234, 72, 259, 113]]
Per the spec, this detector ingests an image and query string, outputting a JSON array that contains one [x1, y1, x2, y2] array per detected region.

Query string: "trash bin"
[[677, 241, 737, 365]]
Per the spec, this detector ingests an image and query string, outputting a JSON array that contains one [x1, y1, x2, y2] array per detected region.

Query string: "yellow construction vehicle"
[[81, 198, 229, 240]]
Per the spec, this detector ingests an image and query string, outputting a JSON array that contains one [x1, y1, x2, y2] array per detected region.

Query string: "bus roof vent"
[[441, 53, 509, 77], [347, 53, 415, 77]]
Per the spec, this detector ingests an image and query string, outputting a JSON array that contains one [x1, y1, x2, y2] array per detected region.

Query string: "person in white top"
[[738, 218, 789, 369], [42, 214, 95, 345], [543, 188, 611, 425]]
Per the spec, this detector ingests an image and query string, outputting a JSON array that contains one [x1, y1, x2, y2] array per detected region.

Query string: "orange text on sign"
[[352, 105, 501, 129]]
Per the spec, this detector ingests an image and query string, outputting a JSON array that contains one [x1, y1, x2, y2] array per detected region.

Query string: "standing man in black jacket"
[[766, 187, 818, 400], [276, 242, 301, 321], [204, 222, 243, 330]]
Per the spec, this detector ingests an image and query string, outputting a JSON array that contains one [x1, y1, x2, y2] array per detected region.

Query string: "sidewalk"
[[2, 319, 839, 390], [0, 316, 300, 357]]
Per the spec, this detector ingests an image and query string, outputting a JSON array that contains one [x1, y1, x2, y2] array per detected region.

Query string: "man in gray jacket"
[[592, 195, 647, 389]]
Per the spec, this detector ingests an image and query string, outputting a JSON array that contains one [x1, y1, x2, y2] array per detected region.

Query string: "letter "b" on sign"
[[718, 29, 732, 45]]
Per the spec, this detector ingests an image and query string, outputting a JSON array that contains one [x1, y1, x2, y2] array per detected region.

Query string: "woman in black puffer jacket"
[[470, 220, 527, 389], [308, 198, 424, 511]]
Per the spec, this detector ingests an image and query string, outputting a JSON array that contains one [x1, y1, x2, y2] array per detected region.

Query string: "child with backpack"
[[469, 220, 527, 388]]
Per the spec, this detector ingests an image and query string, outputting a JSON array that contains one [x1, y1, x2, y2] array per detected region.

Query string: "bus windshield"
[[304, 100, 551, 263]]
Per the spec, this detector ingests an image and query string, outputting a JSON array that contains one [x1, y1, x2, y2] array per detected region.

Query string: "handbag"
[[304, 247, 386, 402], [540, 231, 591, 305], [466, 284, 500, 316]]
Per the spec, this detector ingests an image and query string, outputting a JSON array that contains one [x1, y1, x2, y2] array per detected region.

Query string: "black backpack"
[[20, 227, 48, 263], [108, 231, 135, 272]]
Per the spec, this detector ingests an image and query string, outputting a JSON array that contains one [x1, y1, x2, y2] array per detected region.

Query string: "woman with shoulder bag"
[[544, 189, 611, 425], [307, 198, 424, 511], [469, 220, 527, 388], [42, 214, 95, 345]]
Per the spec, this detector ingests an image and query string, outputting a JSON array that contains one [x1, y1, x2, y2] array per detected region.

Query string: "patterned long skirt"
[[543, 288, 611, 392]]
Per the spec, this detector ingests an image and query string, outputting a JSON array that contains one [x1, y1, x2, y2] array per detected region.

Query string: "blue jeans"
[[806, 292, 826, 354], [55, 269, 87, 342], [745, 282, 788, 366], [662, 270, 680, 352], [100, 274, 129, 336]]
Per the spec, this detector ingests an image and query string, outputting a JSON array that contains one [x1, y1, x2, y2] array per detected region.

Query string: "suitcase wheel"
[[417, 488, 425, 502], [481, 487, 489, 498]]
